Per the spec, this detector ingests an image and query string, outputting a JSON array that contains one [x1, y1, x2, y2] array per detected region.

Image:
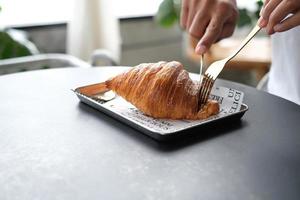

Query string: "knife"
[[199, 54, 204, 84], [197, 54, 204, 110]]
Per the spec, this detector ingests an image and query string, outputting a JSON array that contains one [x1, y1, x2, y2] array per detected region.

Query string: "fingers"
[[259, 0, 300, 34], [182, 0, 211, 39], [260, 0, 271, 16], [189, 11, 210, 38], [266, 0, 295, 34], [264, 0, 271, 6], [258, 0, 270, 27], [181, 0, 208, 37], [259, 0, 281, 28], [195, 15, 225, 54], [187, 0, 197, 28], [180, 0, 238, 55], [194, 1, 238, 54], [218, 22, 236, 40], [261, 0, 282, 21], [261, 0, 271, 15], [181, 0, 189, 29], [274, 11, 300, 32]]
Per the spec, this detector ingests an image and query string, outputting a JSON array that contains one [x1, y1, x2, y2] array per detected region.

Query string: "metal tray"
[[73, 83, 248, 141]]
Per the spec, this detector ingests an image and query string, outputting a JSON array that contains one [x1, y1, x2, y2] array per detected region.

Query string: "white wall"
[[0, 0, 163, 27], [0, 0, 256, 27]]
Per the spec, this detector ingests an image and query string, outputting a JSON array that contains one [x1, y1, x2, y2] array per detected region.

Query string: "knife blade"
[[199, 54, 204, 84]]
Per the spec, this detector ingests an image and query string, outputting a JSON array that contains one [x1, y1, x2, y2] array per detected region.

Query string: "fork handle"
[[226, 25, 261, 62]]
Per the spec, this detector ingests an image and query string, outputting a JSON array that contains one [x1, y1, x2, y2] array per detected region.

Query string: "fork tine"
[[198, 76, 206, 104], [200, 76, 210, 105], [203, 75, 214, 104], [201, 75, 210, 101], [198, 77, 204, 99], [198, 74, 210, 108], [198, 74, 215, 110]]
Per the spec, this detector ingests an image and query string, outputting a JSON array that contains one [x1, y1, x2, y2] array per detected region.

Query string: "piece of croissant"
[[79, 61, 219, 120]]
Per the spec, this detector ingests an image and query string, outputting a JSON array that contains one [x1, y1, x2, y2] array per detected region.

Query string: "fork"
[[198, 25, 261, 109]]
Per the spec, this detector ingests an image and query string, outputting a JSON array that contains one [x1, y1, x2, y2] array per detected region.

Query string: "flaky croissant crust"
[[106, 61, 219, 120]]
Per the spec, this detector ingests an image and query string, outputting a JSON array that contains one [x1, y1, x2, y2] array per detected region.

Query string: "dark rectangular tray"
[[73, 86, 248, 141]]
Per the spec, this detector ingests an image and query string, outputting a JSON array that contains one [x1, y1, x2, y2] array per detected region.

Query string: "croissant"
[[80, 61, 219, 120]]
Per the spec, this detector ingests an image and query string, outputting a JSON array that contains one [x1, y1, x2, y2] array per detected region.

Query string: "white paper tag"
[[210, 86, 244, 115], [100, 86, 244, 134]]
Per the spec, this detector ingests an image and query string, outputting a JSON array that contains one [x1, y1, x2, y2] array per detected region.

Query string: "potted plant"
[[0, 5, 38, 59]]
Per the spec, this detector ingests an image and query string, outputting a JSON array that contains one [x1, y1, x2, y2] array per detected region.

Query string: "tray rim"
[[73, 87, 249, 141]]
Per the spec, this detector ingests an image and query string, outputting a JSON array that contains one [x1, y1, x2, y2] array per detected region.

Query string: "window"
[[0, 0, 256, 27], [0, 0, 163, 27], [0, 0, 73, 27]]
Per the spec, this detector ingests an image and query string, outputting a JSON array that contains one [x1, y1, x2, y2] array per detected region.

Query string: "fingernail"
[[195, 44, 207, 55], [258, 18, 267, 28]]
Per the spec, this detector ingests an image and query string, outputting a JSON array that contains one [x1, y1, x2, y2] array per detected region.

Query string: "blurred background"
[[0, 0, 270, 86]]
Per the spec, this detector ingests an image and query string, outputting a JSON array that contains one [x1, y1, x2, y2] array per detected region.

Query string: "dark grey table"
[[1, 67, 300, 200]]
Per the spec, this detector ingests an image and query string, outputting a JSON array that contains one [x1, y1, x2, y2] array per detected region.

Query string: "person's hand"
[[258, 0, 300, 34], [181, 0, 238, 54]]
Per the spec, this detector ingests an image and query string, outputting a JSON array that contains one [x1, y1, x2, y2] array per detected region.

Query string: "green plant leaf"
[[0, 31, 32, 59], [155, 0, 179, 27], [255, 0, 264, 19], [238, 9, 253, 28]]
